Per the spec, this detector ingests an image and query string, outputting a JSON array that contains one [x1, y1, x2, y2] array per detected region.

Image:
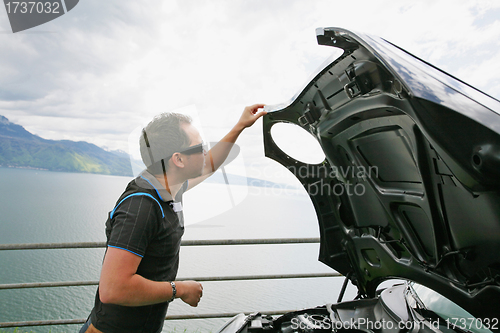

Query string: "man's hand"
[[236, 103, 266, 130], [176, 280, 203, 307]]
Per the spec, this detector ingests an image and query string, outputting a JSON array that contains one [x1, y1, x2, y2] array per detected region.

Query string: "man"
[[80, 104, 266, 333]]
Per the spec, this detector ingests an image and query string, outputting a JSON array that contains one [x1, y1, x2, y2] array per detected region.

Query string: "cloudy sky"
[[1, 0, 499, 181]]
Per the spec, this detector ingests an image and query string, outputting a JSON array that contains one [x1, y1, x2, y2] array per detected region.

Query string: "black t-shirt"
[[90, 172, 186, 333]]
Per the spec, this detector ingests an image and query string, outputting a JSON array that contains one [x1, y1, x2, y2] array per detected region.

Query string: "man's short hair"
[[139, 113, 192, 175]]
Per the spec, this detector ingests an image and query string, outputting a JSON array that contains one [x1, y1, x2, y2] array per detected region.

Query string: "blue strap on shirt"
[[109, 192, 165, 219]]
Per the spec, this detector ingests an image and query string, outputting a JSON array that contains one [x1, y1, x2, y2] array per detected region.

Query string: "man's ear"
[[171, 153, 185, 168]]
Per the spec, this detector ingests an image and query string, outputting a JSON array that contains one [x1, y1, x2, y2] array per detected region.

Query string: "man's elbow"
[[99, 284, 126, 305], [99, 287, 116, 305]]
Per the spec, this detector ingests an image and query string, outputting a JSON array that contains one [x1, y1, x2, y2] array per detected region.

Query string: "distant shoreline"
[[0, 164, 49, 171], [0, 165, 302, 191]]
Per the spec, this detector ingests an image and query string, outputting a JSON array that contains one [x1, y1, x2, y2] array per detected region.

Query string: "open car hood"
[[263, 27, 500, 321]]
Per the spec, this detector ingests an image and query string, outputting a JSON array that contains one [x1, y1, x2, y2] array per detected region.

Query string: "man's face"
[[180, 123, 206, 178]]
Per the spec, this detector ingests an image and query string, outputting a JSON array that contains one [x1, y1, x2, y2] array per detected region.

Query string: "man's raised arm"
[[187, 103, 266, 189]]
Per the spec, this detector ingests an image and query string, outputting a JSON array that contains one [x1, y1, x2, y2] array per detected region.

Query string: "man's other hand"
[[176, 280, 204, 307]]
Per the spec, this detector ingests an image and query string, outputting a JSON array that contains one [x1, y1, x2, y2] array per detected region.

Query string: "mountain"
[[0, 115, 133, 176]]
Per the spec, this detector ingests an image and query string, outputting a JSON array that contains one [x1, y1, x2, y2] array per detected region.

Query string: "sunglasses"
[[177, 142, 208, 155]]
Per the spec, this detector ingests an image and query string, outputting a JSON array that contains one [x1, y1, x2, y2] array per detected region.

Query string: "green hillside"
[[0, 115, 133, 176]]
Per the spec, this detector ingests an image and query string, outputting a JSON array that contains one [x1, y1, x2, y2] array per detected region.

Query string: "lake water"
[[0, 167, 357, 332]]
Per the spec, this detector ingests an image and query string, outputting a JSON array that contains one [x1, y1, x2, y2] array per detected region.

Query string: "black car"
[[216, 27, 500, 333]]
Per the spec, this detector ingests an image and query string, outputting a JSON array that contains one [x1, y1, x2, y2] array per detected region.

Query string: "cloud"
[[0, 0, 499, 165]]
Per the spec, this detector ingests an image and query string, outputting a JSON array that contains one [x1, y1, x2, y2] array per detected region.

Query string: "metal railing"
[[0, 238, 342, 329]]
